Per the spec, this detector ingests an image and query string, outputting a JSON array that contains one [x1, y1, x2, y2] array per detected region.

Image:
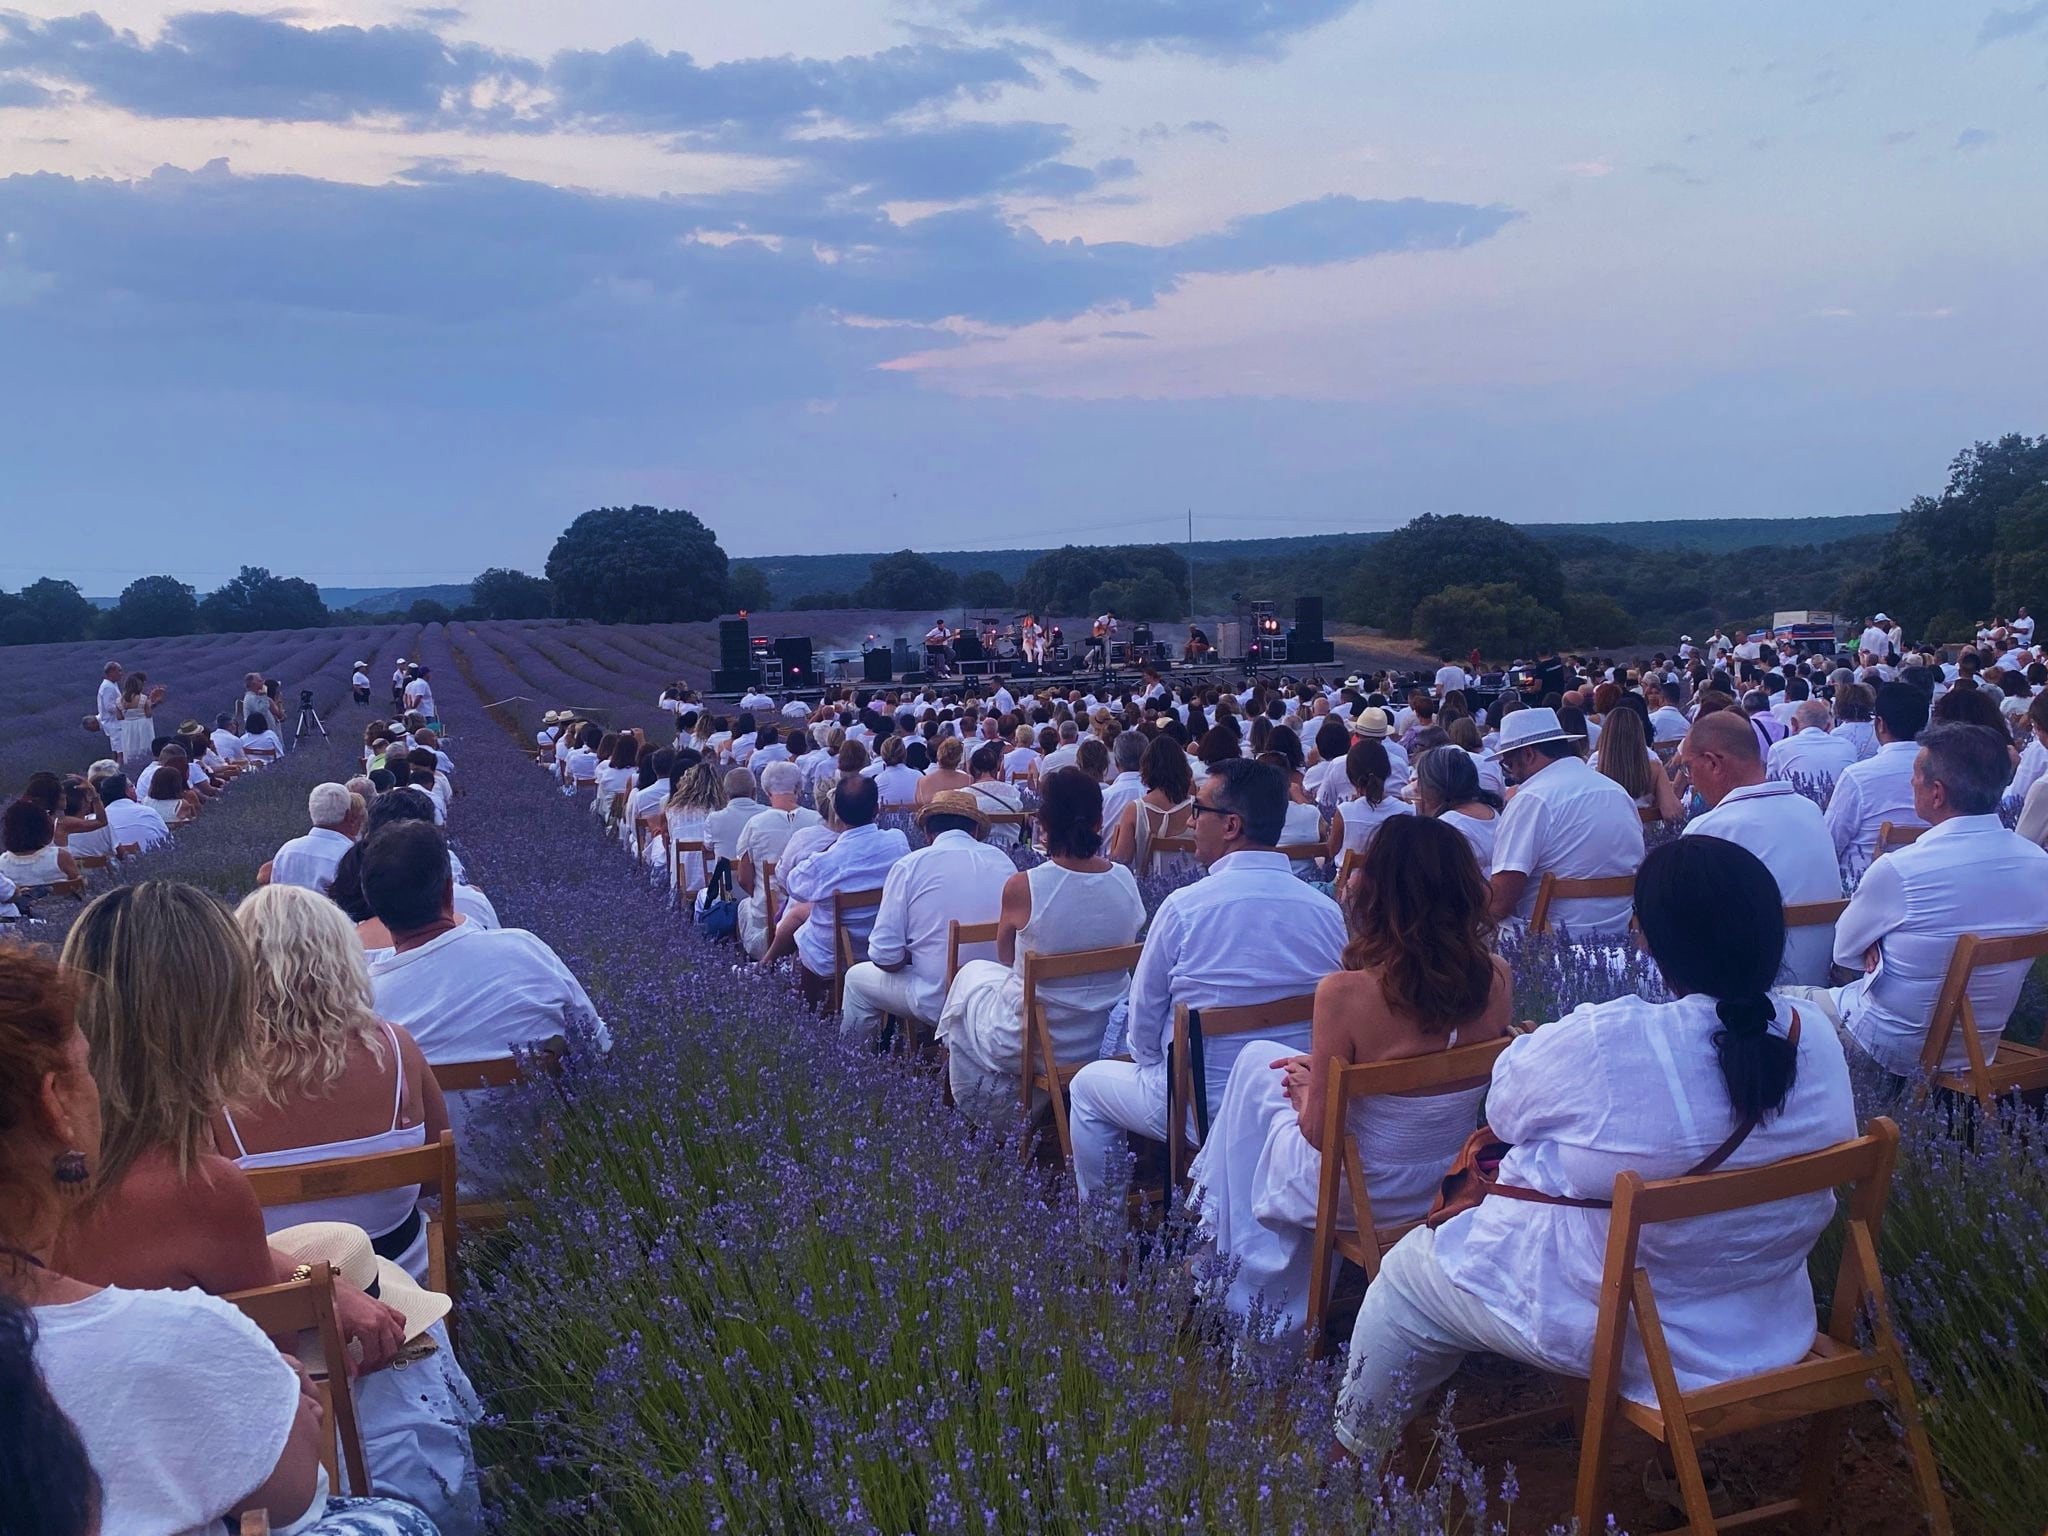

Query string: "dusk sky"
[[2, 1, 2043, 592]]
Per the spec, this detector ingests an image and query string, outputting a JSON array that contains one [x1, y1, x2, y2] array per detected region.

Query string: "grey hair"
[[759, 761, 803, 796], [1793, 699, 1832, 731], [1413, 744, 1499, 812], [1916, 722, 2010, 816], [724, 767, 757, 800], [307, 782, 354, 828], [1113, 729, 1146, 771]]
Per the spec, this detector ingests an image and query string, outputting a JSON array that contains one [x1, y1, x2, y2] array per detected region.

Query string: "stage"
[[701, 655, 1342, 707]]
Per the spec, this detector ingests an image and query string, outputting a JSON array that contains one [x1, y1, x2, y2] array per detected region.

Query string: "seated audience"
[[1824, 681, 1929, 877], [1410, 745, 1502, 869], [1069, 761, 1349, 1206], [735, 762, 823, 961], [1766, 700, 1859, 794], [1335, 836, 1856, 1455], [1100, 730, 1150, 832], [776, 775, 911, 1006], [963, 742, 1027, 849], [93, 772, 169, 855], [264, 783, 364, 893], [705, 768, 766, 864], [1326, 739, 1414, 867], [143, 751, 199, 824], [1591, 705, 1682, 822], [940, 770, 1146, 1124], [0, 801, 81, 891], [1801, 722, 2048, 1076], [914, 735, 974, 804], [1487, 708, 1644, 936], [1677, 712, 1843, 984], [1105, 733, 1196, 872], [839, 791, 1015, 1044], [664, 760, 729, 894], [1191, 815, 1510, 1332], [241, 711, 284, 759]]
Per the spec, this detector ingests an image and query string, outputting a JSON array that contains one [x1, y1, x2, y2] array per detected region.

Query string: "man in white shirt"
[[95, 661, 124, 756], [98, 772, 171, 853], [265, 783, 364, 893], [402, 665, 436, 720], [351, 661, 371, 704], [739, 685, 775, 712], [1486, 708, 1644, 936], [1068, 760, 1348, 1206], [1766, 700, 1859, 795], [1102, 731, 1148, 835], [1433, 655, 1468, 698], [1858, 616, 1891, 660], [1807, 723, 2048, 1076], [1642, 679, 1689, 744], [1823, 681, 1930, 878], [839, 792, 1014, 1045], [736, 762, 823, 959], [2015, 607, 2036, 646], [1677, 712, 1843, 984], [779, 774, 912, 1007], [705, 769, 767, 862], [390, 657, 409, 707], [1039, 722, 1082, 775]]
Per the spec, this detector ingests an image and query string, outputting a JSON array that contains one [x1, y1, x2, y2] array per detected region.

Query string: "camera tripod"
[[296, 699, 328, 742]]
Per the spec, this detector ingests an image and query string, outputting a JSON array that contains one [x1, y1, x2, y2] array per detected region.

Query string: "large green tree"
[[545, 506, 729, 623], [470, 567, 555, 621], [1993, 484, 2048, 620], [1015, 544, 1187, 616], [1413, 581, 1563, 658], [857, 550, 959, 611], [1341, 514, 1566, 634], [104, 575, 200, 638], [725, 562, 773, 613], [0, 577, 97, 645], [198, 566, 329, 632], [958, 569, 1013, 609]]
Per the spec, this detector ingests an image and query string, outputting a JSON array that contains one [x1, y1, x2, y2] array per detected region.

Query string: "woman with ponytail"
[[1334, 836, 1857, 1457]]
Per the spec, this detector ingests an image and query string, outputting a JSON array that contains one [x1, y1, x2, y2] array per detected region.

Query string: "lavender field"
[[2, 619, 2042, 1533]]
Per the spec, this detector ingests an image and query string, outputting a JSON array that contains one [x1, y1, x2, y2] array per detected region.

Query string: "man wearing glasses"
[[1067, 759, 1347, 1208]]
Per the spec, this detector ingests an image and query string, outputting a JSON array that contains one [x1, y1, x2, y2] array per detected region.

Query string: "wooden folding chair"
[[241, 1131, 459, 1297], [759, 858, 781, 931], [944, 919, 1000, 988], [1527, 871, 1637, 936], [1782, 897, 1849, 929], [1639, 804, 1666, 825], [1873, 819, 1925, 860], [669, 836, 710, 902], [74, 852, 111, 872], [243, 746, 280, 763], [1573, 1117, 1948, 1536], [983, 810, 1034, 829], [240, 1513, 272, 1536], [1304, 1035, 1513, 1355], [1274, 840, 1326, 869], [1335, 848, 1365, 889], [1166, 993, 1319, 1188], [830, 886, 886, 1013], [606, 789, 629, 829], [224, 1260, 370, 1496], [11, 877, 87, 904], [114, 841, 140, 860], [1916, 927, 2048, 1109], [1144, 833, 1197, 876], [1017, 942, 1146, 1162]]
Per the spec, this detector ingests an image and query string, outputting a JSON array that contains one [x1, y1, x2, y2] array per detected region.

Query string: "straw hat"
[[542, 710, 561, 724], [916, 789, 991, 836], [1486, 706, 1585, 757], [1351, 706, 1392, 739], [271, 1221, 450, 1367]]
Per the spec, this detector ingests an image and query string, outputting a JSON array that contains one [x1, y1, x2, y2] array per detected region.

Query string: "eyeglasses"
[[1188, 799, 1230, 822]]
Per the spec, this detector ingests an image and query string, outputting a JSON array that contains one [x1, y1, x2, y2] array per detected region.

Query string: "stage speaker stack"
[[954, 631, 984, 663], [713, 617, 756, 693], [863, 648, 894, 684], [773, 636, 816, 689], [1289, 596, 1335, 665]]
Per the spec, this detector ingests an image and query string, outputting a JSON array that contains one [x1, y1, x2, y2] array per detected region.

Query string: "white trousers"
[[1334, 1223, 1561, 1456], [840, 961, 927, 1044], [1067, 1057, 1168, 1205]]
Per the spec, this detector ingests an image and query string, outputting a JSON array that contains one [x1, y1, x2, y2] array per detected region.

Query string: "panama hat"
[[270, 1220, 450, 1368], [1351, 706, 1393, 739], [916, 789, 991, 837], [1486, 706, 1585, 757]]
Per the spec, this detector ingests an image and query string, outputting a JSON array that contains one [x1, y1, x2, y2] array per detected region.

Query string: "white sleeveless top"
[[0, 845, 65, 885], [1335, 794, 1414, 854], [223, 1021, 425, 1248], [1440, 807, 1499, 869], [1133, 796, 1194, 874]]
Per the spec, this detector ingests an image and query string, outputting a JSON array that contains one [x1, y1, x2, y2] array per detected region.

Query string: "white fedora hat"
[[1486, 706, 1585, 757]]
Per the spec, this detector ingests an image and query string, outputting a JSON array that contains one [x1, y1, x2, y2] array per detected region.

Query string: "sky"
[[1, 1, 2044, 593]]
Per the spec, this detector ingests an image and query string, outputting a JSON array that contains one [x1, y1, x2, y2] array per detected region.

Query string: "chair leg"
[[1793, 1407, 1849, 1535], [1571, 1384, 1617, 1535]]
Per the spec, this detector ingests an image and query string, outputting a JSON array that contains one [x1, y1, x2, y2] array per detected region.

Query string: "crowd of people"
[[7, 605, 2043, 1528]]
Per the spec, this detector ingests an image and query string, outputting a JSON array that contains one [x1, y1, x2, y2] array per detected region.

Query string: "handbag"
[[695, 858, 740, 941], [1425, 1011, 1800, 1229]]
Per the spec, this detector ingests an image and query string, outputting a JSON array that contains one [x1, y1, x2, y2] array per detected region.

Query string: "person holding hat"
[[838, 789, 1014, 1046], [1485, 706, 1644, 936]]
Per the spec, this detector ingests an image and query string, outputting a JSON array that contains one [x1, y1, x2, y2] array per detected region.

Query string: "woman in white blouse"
[[1326, 738, 1413, 871], [1334, 836, 1857, 1456], [1410, 745, 1502, 870]]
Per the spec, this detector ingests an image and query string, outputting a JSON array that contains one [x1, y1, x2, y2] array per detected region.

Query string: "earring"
[[52, 1150, 88, 1189]]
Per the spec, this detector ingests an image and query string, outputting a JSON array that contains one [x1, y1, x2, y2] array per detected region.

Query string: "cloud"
[[1646, 159, 1708, 186], [0, 73, 53, 107], [1978, 2, 2048, 44], [1954, 127, 1995, 150], [1168, 194, 1518, 274], [1099, 328, 1152, 339], [1134, 118, 1229, 143], [958, 0, 1362, 59]]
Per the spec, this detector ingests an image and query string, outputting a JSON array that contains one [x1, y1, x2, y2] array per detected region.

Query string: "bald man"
[[1766, 698, 1858, 795], [1675, 711, 1843, 984]]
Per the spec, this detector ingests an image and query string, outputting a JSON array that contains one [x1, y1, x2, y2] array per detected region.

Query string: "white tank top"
[[1016, 862, 1146, 1017]]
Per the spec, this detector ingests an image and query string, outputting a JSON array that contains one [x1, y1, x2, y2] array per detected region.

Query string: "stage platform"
[[702, 657, 1344, 707]]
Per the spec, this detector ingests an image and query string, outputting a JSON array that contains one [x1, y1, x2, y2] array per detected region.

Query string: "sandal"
[[1641, 1454, 1736, 1518]]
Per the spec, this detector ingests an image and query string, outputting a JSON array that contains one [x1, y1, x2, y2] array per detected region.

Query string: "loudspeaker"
[[1295, 595, 1325, 644], [891, 638, 913, 674], [773, 636, 815, 687], [719, 618, 752, 673], [1011, 661, 1040, 679], [904, 670, 929, 685], [714, 667, 758, 695], [954, 631, 984, 663], [863, 648, 894, 683]]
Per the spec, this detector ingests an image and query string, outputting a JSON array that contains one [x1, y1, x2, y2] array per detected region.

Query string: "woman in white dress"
[[963, 742, 1026, 849], [116, 673, 155, 766], [0, 802, 82, 890], [1106, 734, 1195, 875], [939, 768, 1145, 1125], [664, 760, 728, 896], [1326, 738, 1414, 878], [1189, 814, 1511, 1336], [1410, 744, 1502, 871]]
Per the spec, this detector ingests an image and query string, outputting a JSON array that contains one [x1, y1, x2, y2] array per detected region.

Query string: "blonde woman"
[[1594, 704, 1683, 822], [665, 759, 729, 894], [915, 734, 973, 803]]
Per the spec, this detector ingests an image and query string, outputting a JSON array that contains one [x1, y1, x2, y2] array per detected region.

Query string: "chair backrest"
[[1918, 926, 2048, 1090], [760, 858, 780, 929], [1274, 840, 1326, 866], [945, 919, 1001, 987], [983, 810, 1034, 827], [1874, 820, 1925, 859], [1144, 833, 1197, 876], [1638, 804, 1665, 825], [669, 836, 710, 898], [1168, 992, 1319, 1186], [831, 886, 887, 1011], [114, 841, 140, 859], [1783, 897, 1849, 929], [1336, 848, 1365, 889], [12, 878, 87, 903], [1018, 942, 1146, 1146], [608, 789, 628, 821], [241, 1513, 273, 1536], [222, 1261, 369, 1494], [1527, 871, 1637, 935], [431, 1035, 565, 1092], [74, 852, 111, 871], [241, 1132, 458, 1296]]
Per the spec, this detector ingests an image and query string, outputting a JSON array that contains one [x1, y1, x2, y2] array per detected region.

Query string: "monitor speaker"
[[1295, 596, 1325, 644], [719, 618, 751, 673], [891, 638, 914, 674], [714, 667, 757, 695], [862, 648, 894, 683]]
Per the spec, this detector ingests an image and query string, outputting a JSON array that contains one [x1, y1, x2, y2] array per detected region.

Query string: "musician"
[[1087, 611, 1118, 668], [1021, 614, 1045, 667], [1183, 626, 1212, 664], [924, 618, 956, 678]]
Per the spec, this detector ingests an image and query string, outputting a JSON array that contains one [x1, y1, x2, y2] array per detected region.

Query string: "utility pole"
[[1186, 508, 1195, 625]]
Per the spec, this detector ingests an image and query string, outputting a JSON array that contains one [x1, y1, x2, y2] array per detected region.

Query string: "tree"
[[857, 549, 959, 611], [1015, 544, 1186, 615], [790, 590, 855, 611], [1412, 582, 1563, 659], [545, 506, 729, 624], [198, 566, 329, 632], [1560, 592, 1638, 649], [1339, 514, 1565, 634], [959, 569, 1013, 608], [103, 575, 200, 639], [407, 598, 453, 624], [725, 562, 773, 613], [0, 577, 99, 643], [470, 567, 555, 621], [1992, 483, 2048, 620], [1086, 572, 1181, 621]]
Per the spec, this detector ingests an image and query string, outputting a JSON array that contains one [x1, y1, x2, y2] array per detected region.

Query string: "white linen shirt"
[[1683, 781, 1842, 984], [96, 678, 121, 731], [1830, 813, 2048, 1073], [1101, 771, 1147, 837], [1646, 706, 1690, 744], [269, 826, 353, 893], [1434, 991, 1856, 1404], [369, 923, 610, 1064], [1125, 850, 1347, 1105], [104, 796, 170, 852], [1766, 726, 1859, 794], [1822, 739, 1923, 878], [781, 822, 912, 977], [1490, 754, 1645, 935], [862, 828, 1015, 1023], [705, 798, 767, 862], [2010, 736, 2048, 804]]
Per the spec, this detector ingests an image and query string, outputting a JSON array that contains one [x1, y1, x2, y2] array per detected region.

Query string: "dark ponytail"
[[1633, 838, 1799, 1124], [0, 1295, 100, 1536]]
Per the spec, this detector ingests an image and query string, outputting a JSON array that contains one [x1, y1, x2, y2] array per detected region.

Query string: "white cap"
[[1872, 613, 1889, 623]]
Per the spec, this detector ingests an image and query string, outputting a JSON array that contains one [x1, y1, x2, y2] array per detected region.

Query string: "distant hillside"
[[747, 513, 1900, 603], [324, 583, 474, 613]]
